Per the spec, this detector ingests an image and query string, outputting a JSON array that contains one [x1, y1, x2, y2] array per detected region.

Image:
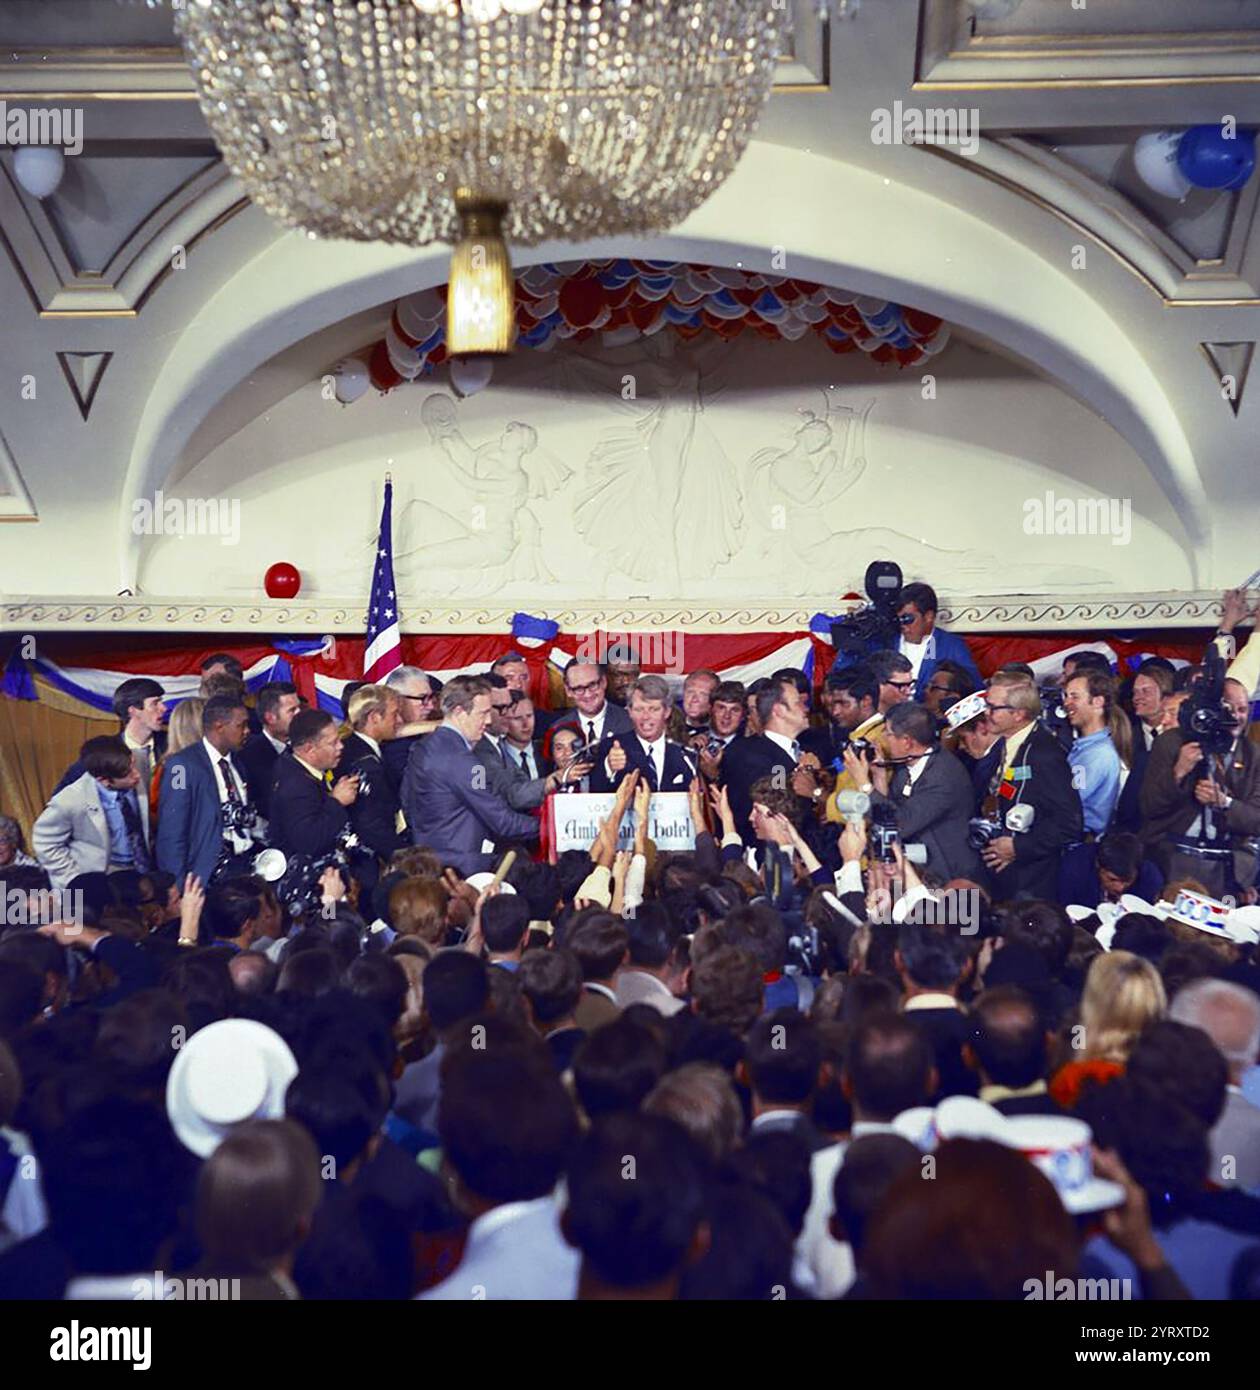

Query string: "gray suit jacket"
[[473, 735, 550, 811], [870, 747, 984, 883], [402, 725, 538, 876], [1211, 1089, 1260, 1191], [33, 771, 150, 888]]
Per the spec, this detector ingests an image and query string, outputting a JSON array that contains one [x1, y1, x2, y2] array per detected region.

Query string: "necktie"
[[790, 740, 801, 763], [219, 757, 242, 804], [520, 750, 531, 776], [120, 791, 150, 872], [131, 743, 153, 786], [587, 721, 597, 748]]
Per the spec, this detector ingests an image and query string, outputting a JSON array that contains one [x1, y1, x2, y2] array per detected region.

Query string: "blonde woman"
[[1050, 950, 1166, 1109], [151, 697, 206, 823]]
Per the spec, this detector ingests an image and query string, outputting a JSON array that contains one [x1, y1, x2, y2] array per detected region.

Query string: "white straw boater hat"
[[166, 1018, 298, 1158], [892, 1096, 1124, 1215], [1152, 889, 1260, 946], [944, 692, 987, 731]]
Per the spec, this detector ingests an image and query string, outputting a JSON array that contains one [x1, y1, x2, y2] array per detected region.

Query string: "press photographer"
[[1139, 660, 1260, 897], [269, 708, 359, 860], [852, 700, 984, 883], [973, 672, 1083, 899]]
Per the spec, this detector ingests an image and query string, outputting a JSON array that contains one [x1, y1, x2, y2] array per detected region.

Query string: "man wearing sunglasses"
[[382, 666, 442, 783], [895, 582, 982, 704], [977, 673, 1082, 900]]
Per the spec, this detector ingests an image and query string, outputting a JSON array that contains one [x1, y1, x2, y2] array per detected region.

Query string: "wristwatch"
[[860, 781, 874, 796]]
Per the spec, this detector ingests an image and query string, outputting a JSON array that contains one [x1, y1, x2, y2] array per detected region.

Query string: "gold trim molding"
[[0, 593, 1223, 636]]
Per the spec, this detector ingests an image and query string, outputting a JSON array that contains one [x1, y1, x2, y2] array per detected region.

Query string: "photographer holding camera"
[[850, 701, 984, 883], [974, 673, 1083, 900], [1139, 669, 1260, 897]]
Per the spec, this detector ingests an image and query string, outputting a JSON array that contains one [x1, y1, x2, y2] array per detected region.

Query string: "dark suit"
[[869, 748, 984, 883], [237, 732, 284, 820], [401, 725, 538, 876], [1114, 714, 1160, 832], [718, 734, 799, 846], [337, 732, 406, 864], [548, 701, 633, 751], [800, 722, 849, 768], [268, 754, 351, 859], [904, 1004, 977, 1102], [587, 732, 697, 794], [155, 742, 242, 887], [383, 732, 425, 787], [473, 735, 550, 811], [983, 725, 1084, 901], [502, 740, 552, 781]]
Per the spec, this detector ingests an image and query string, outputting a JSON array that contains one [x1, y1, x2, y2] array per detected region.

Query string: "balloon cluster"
[[344, 261, 952, 397], [1134, 125, 1257, 200]]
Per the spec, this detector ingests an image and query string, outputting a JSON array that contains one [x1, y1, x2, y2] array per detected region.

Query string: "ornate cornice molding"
[[0, 592, 1221, 636]]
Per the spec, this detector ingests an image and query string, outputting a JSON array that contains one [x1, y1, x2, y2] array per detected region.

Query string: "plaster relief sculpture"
[[564, 332, 743, 591], [392, 393, 572, 594]]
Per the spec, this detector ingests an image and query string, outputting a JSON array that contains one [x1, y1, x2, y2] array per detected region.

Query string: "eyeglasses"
[[566, 678, 603, 696], [927, 683, 953, 695], [402, 691, 436, 703], [888, 680, 915, 691], [985, 702, 1014, 712], [896, 613, 919, 626], [491, 701, 512, 712]]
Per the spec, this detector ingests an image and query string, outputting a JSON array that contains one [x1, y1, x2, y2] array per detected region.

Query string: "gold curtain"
[[0, 678, 116, 851]]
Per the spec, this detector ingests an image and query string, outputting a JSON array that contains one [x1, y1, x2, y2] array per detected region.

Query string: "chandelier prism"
[[175, 0, 788, 356]]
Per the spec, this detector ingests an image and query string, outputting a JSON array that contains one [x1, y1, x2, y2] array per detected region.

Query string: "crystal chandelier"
[[175, 0, 787, 356]]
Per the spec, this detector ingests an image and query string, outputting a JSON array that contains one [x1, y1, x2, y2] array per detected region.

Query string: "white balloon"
[[1134, 131, 1192, 200], [449, 355, 494, 397], [14, 145, 65, 199], [332, 357, 370, 404]]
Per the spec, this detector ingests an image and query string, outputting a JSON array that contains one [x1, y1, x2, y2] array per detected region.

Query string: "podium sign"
[[546, 792, 695, 860]]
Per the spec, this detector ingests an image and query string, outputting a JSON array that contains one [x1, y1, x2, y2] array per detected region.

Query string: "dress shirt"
[[579, 705, 613, 747], [123, 729, 156, 784], [95, 784, 133, 867], [900, 635, 930, 682], [901, 751, 931, 794], [264, 729, 287, 755], [357, 732, 381, 758], [507, 741, 537, 778], [763, 729, 802, 763], [203, 737, 254, 855], [1068, 727, 1122, 836]]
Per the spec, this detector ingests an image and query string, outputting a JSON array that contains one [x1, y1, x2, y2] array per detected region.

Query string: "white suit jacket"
[[32, 771, 149, 888]]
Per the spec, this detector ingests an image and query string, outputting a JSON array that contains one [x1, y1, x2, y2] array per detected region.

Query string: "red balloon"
[[368, 340, 402, 392], [264, 562, 301, 599]]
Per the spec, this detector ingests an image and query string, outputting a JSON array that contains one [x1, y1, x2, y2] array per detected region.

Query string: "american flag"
[[364, 478, 402, 682]]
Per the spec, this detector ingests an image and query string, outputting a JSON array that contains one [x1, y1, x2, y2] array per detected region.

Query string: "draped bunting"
[[360, 262, 953, 392], [0, 628, 1212, 725]]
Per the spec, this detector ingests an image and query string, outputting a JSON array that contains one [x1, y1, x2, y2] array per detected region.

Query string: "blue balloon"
[[1177, 125, 1257, 191]]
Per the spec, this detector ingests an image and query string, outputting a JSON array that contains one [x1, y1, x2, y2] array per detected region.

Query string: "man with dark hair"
[[52, 676, 167, 795], [518, 947, 586, 1072], [562, 1113, 708, 1300], [893, 581, 981, 702], [34, 735, 149, 888], [843, 1012, 937, 1125], [156, 691, 257, 887], [896, 921, 976, 1100], [199, 652, 244, 692], [1063, 668, 1124, 836], [388, 948, 482, 1119], [689, 945, 763, 1038], [421, 1023, 580, 1299], [719, 673, 811, 846], [829, 1133, 922, 1295], [204, 875, 283, 955], [858, 699, 982, 883], [549, 661, 633, 753], [269, 708, 359, 860], [573, 1016, 667, 1120], [963, 985, 1059, 1116], [923, 659, 976, 718], [480, 894, 532, 971], [401, 675, 539, 876], [237, 681, 300, 820], [1056, 829, 1164, 910], [568, 912, 628, 1032], [868, 649, 916, 715], [742, 1009, 826, 1152], [615, 901, 685, 1017]]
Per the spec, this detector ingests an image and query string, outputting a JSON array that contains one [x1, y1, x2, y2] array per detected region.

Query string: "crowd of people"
[[2, 579, 1260, 1300]]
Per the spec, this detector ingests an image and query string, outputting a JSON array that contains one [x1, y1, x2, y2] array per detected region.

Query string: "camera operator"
[[851, 701, 984, 883], [1139, 674, 1260, 897], [975, 673, 1083, 900], [895, 582, 981, 702], [269, 709, 358, 859]]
